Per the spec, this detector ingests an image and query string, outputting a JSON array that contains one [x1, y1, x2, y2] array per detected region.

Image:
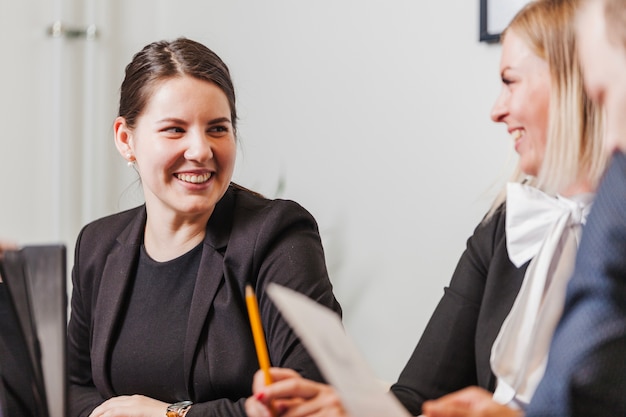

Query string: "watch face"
[[167, 401, 193, 415]]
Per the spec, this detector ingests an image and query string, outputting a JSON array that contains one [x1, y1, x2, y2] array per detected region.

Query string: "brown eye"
[[208, 125, 229, 135]]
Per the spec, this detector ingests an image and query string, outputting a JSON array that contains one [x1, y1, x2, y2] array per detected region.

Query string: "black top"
[[391, 205, 528, 415], [110, 243, 201, 400]]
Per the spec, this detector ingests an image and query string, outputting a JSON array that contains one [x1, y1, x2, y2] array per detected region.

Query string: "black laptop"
[[0, 245, 67, 417]]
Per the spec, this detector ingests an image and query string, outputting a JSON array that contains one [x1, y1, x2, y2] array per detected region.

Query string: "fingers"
[[88, 395, 168, 417], [268, 367, 303, 382], [253, 368, 311, 400], [0, 240, 17, 251], [422, 387, 520, 417], [422, 387, 490, 417], [258, 377, 326, 402], [423, 402, 474, 417], [245, 395, 273, 417], [0, 240, 17, 261], [279, 385, 345, 417], [253, 368, 302, 393], [250, 368, 348, 417], [425, 386, 492, 409]]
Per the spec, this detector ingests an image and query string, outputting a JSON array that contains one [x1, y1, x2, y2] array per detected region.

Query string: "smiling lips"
[[176, 172, 212, 184], [512, 129, 523, 141]]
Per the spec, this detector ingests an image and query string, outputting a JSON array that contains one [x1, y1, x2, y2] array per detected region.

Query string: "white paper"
[[267, 283, 412, 417]]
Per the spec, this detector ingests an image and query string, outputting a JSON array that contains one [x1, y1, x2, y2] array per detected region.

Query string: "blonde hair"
[[487, 0, 607, 217]]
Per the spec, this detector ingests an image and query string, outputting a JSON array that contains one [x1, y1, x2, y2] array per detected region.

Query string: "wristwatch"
[[166, 401, 193, 417]]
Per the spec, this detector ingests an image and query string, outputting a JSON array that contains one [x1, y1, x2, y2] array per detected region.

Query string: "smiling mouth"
[[512, 129, 523, 141], [175, 173, 212, 184]]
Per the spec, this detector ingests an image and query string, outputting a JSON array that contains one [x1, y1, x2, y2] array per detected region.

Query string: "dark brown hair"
[[118, 37, 237, 133]]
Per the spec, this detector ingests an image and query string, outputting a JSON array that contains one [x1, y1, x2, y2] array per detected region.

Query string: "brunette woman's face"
[[491, 30, 552, 176], [115, 75, 237, 221]]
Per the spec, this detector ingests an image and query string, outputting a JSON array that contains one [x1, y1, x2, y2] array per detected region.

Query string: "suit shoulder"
[[463, 203, 508, 261], [226, 187, 320, 248], [231, 186, 315, 221], [78, 206, 144, 241]]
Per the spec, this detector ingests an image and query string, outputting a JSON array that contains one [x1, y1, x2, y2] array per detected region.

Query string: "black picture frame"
[[480, 0, 531, 43]]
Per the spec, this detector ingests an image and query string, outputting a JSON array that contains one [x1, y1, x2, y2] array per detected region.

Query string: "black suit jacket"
[[526, 151, 626, 416], [391, 206, 528, 415], [67, 185, 342, 417]]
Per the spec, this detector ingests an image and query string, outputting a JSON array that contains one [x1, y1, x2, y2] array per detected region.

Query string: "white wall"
[[0, 0, 516, 382]]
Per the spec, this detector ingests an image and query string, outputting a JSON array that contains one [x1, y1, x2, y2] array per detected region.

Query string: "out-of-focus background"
[[0, 0, 522, 382]]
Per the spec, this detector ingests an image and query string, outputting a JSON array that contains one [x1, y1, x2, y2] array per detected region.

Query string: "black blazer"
[[391, 206, 528, 416], [67, 185, 342, 417]]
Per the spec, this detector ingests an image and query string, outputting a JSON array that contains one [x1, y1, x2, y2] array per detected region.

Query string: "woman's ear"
[[114, 117, 135, 162]]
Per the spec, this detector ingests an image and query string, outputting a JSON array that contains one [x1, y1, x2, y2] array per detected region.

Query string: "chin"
[[177, 198, 217, 215], [519, 163, 539, 178]]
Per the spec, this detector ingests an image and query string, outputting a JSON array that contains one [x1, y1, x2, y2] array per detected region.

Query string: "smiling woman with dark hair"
[[66, 38, 341, 417]]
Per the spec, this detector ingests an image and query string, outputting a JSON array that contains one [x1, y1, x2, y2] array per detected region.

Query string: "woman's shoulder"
[[84, 205, 143, 227], [72, 206, 144, 276], [78, 206, 144, 242], [478, 202, 507, 232], [225, 184, 319, 239], [229, 184, 314, 220], [466, 202, 508, 254]]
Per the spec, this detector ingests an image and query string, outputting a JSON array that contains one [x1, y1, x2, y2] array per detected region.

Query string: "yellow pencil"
[[245, 284, 273, 385]]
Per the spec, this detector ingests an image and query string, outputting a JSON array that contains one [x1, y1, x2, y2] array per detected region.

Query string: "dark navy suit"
[[526, 151, 626, 416]]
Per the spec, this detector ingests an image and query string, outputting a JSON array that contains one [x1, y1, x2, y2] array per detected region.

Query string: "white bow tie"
[[505, 182, 592, 268], [492, 183, 594, 406]]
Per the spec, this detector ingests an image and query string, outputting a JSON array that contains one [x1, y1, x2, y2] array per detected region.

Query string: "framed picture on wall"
[[479, 0, 532, 43]]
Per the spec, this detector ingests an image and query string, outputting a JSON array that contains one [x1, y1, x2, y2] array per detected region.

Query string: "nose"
[[491, 88, 508, 123], [184, 129, 213, 162]]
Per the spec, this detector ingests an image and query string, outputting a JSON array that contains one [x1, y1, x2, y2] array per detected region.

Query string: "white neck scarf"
[[490, 182, 593, 408]]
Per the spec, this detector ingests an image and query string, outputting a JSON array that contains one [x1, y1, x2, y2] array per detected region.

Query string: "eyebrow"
[[156, 117, 232, 125], [207, 117, 232, 125]]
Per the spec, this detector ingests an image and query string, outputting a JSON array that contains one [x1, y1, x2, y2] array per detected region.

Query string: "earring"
[[126, 152, 135, 167]]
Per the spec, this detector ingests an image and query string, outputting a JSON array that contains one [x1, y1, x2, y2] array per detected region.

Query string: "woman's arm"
[[391, 208, 508, 415], [66, 227, 107, 417], [251, 199, 342, 380], [422, 387, 522, 417]]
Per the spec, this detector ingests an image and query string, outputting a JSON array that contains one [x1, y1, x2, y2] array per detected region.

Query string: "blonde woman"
[[423, 0, 626, 415], [246, 1, 608, 416]]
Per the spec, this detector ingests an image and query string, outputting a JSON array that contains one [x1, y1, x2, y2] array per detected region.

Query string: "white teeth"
[[176, 173, 211, 184], [512, 129, 523, 140]]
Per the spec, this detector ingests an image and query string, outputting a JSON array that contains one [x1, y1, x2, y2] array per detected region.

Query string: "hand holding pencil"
[[244, 286, 347, 417], [245, 284, 277, 416]]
